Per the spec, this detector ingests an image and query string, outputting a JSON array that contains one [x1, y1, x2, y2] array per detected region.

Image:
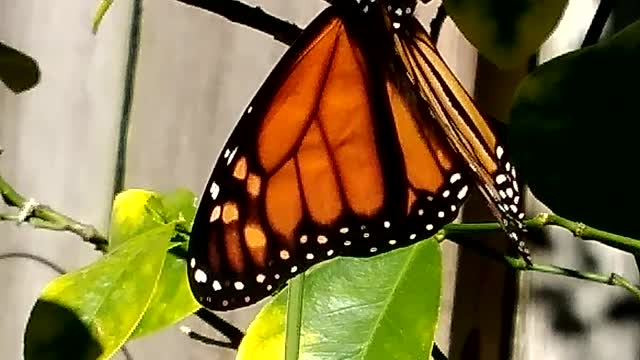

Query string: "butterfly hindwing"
[[387, 10, 530, 260]]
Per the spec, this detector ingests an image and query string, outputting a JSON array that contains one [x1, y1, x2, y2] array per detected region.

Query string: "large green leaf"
[[0, 41, 40, 93], [238, 239, 442, 360], [126, 189, 200, 338], [24, 224, 175, 360], [509, 19, 640, 238], [444, 0, 568, 68]]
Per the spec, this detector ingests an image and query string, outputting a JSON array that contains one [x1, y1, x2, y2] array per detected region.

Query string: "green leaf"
[[24, 224, 175, 360], [509, 19, 640, 239], [0, 41, 40, 93], [238, 239, 442, 360], [129, 244, 200, 339], [444, 0, 568, 68], [109, 189, 164, 250], [126, 189, 199, 337], [160, 188, 197, 235]]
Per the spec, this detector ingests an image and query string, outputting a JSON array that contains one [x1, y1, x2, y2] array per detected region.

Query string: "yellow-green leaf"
[[128, 189, 199, 338], [24, 224, 174, 360], [109, 189, 163, 250]]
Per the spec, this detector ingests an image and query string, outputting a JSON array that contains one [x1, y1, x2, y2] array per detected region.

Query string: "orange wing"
[[187, 6, 470, 311]]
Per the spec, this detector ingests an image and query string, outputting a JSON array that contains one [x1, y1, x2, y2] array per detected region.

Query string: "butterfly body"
[[188, 0, 527, 311]]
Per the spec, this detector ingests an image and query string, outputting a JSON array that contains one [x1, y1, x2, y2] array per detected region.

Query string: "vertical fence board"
[[0, 0, 133, 359]]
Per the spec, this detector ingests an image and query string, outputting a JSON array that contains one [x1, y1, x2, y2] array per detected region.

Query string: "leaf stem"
[[285, 273, 305, 360], [175, 0, 303, 45]]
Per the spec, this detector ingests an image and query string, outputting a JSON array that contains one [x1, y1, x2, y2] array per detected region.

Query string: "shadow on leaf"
[[24, 299, 103, 360]]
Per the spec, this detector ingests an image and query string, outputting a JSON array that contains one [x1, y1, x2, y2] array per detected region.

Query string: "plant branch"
[[442, 213, 640, 257], [529, 213, 640, 254], [174, 0, 303, 45], [445, 230, 640, 302], [0, 174, 108, 252]]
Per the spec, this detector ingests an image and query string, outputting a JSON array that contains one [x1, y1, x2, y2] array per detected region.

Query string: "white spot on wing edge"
[[496, 146, 504, 160], [227, 146, 238, 165], [496, 174, 507, 184], [457, 185, 469, 199], [189, 258, 196, 268], [209, 182, 220, 200], [450, 173, 462, 183], [256, 274, 266, 283], [212, 280, 222, 291], [234, 281, 244, 290], [194, 269, 207, 283]]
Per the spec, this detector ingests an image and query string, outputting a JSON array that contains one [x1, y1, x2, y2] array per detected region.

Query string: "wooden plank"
[[0, 0, 134, 359]]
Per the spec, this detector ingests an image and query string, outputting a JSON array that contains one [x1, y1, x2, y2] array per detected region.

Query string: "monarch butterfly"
[[187, 0, 529, 311]]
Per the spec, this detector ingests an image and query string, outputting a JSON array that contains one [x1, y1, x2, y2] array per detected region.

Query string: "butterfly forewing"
[[188, 4, 473, 311]]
